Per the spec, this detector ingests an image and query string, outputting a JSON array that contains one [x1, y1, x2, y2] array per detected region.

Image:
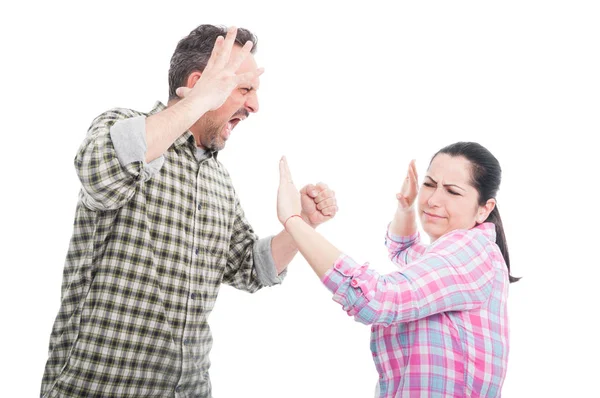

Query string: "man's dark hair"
[[168, 25, 257, 101]]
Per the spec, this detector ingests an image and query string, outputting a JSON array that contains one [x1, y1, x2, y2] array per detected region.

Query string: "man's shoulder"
[[89, 107, 147, 129]]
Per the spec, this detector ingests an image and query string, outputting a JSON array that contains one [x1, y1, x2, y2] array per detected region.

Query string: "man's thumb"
[[176, 87, 192, 98]]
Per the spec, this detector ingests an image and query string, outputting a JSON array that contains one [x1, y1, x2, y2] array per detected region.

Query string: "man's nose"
[[244, 92, 259, 113]]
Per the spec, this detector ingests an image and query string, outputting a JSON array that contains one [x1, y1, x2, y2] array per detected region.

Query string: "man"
[[40, 25, 337, 398]]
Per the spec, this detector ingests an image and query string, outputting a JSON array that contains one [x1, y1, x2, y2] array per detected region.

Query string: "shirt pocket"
[[199, 186, 234, 260]]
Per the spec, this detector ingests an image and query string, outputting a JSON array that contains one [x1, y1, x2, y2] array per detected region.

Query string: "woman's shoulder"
[[427, 223, 497, 261], [435, 222, 494, 243]]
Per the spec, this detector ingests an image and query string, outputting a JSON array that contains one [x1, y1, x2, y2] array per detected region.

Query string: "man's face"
[[190, 45, 260, 151]]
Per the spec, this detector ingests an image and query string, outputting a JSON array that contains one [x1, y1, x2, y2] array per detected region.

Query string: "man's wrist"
[[178, 94, 212, 121], [300, 214, 318, 229]]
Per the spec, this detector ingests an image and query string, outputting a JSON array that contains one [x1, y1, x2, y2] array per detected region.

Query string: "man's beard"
[[198, 109, 249, 152], [202, 120, 226, 152]]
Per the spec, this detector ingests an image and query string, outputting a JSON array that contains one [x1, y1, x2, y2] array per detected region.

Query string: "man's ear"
[[186, 71, 202, 88]]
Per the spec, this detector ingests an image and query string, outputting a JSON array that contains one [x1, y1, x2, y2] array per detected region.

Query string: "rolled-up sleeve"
[[385, 226, 427, 267], [223, 196, 286, 293], [110, 115, 164, 174], [322, 229, 496, 326], [75, 110, 165, 211], [253, 236, 287, 287]]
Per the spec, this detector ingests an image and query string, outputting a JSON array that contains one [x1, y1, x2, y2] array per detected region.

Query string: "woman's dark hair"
[[432, 142, 520, 283], [168, 25, 258, 101]]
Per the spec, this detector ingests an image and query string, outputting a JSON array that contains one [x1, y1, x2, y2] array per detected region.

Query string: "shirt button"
[[195, 248, 200, 255], [175, 385, 182, 392], [184, 338, 190, 345], [334, 263, 342, 270], [191, 293, 197, 299], [197, 203, 202, 211], [350, 279, 359, 287]]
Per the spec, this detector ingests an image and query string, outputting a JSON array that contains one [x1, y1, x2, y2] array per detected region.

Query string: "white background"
[[1, 1, 599, 397]]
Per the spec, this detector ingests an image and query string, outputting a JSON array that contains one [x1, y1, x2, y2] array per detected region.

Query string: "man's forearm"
[[145, 97, 210, 162], [270, 229, 300, 274]]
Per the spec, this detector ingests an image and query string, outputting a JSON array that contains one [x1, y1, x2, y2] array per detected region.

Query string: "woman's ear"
[[477, 198, 496, 224]]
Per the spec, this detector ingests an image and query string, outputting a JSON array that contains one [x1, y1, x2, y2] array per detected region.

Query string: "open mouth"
[[222, 116, 244, 140], [229, 117, 242, 129]]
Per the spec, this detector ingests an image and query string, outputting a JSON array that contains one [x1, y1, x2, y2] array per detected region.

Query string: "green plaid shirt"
[[41, 102, 284, 398]]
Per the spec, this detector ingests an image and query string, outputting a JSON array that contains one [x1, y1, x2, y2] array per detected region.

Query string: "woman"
[[277, 142, 518, 397]]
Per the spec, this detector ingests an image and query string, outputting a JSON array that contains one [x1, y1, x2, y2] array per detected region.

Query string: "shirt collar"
[[474, 222, 497, 242]]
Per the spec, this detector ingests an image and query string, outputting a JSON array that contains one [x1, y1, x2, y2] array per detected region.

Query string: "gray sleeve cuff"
[[109, 115, 165, 180], [253, 236, 287, 286]]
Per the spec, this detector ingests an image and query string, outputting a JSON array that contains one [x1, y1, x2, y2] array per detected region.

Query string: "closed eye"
[[423, 182, 435, 188], [239, 87, 251, 94], [448, 189, 461, 196]]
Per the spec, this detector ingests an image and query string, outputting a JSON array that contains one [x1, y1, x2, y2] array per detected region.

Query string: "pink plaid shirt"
[[322, 223, 509, 397]]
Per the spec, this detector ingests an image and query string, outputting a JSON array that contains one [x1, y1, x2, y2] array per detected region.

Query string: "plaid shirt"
[[322, 223, 509, 397], [41, 102, 283, 398]]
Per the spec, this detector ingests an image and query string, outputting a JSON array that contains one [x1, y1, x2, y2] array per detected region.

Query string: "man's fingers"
[[301, 184, 318, 197], [314, 189, 335, 204], [321, 205, 338, 216], [205, 35, 225, 72], [316, 182, 329, 191], [206, 26, 237, 72], [214, 26, 237, 69], [316, 198, 336, 211], [300, 183, 321, 198], [234, 67, 264, 88], [226, 40, 253, 74]]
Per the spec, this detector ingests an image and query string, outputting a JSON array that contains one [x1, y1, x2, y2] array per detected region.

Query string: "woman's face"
[[417, 154, 495, 241]]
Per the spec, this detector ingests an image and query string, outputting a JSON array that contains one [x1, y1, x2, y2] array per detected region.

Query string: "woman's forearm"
[[284, 217, 342, 279], [389, 207, 417, 237]]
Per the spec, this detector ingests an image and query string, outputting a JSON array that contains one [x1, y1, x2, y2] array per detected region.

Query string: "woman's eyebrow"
[[425, 175, 465, 191]]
